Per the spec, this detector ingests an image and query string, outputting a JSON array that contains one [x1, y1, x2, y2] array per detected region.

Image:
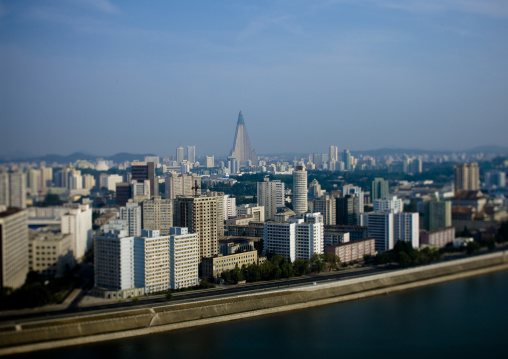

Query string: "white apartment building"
[[169, 228, 199, 290], [206, 156, 215, 168], [0, 208, 28, 289], [264, 221, 296, 262], [94, 229, 135, 291], [293, 213, 324, 260], [264, 213, 324, 262], [61, 204, 92, 260], [120, 201, 142, 237], [223, 195, 237, 220], [374, 195, 404, 213], [94, 228, 199, 294], [393, 212, 419, 248], [362, 211, 419, 252], [258, 179, 285, 220]]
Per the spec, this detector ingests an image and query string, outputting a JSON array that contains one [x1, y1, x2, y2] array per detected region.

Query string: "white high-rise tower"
[[293, 166, 308, 214]]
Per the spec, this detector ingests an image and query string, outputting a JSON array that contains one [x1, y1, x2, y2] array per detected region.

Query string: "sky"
[[1, 0, 507, 158]]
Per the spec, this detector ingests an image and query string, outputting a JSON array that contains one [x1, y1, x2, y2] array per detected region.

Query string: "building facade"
[[174, 195, 219, 260], [454, 162, 480, 192], [142, 196, 173, 235], [257, 179, 285, 220], [293, 166, 308, 215], [325, 237, 376, 263], [0, 208, 28, 289]]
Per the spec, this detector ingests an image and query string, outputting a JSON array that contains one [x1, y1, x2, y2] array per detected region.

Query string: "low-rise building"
[[325, 237, 376, 264], [419, 227, 456, 248], [28, 229, 76, 277], [201, 250, 258, 279]]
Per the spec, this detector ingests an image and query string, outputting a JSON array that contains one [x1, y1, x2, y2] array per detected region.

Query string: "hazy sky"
[[1, 0, 507, 158]]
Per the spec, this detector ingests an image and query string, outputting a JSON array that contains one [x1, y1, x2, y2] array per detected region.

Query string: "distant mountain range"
[[1, 146, 507, 164], [0, 152, 157, 164]]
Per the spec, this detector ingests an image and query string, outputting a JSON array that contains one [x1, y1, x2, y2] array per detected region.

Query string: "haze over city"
[[1, 0, 507, 157]]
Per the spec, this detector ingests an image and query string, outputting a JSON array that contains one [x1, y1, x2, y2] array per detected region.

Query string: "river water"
[[12, 270, 508, 359]]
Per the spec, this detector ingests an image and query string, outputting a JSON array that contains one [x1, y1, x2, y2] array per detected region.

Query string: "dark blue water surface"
[[12, 270, 508, 359]]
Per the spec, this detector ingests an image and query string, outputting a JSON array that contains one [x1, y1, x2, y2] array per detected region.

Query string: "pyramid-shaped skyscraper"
[[229, 111, 258, 166]]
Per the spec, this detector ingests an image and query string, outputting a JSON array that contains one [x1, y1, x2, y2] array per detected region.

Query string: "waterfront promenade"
[[1, 250, 507, 355]]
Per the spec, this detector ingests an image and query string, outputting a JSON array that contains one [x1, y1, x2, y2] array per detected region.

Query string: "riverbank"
[[1, 251, 507, 356]]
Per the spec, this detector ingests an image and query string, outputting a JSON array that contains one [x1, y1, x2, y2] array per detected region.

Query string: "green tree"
[[466, 241, 481, 255], [293, 258, 311, 276], [230, 265, 244, 283], [397, 252, 412, 268], [323, 252, 340, 271], [131, 297, 139, 305], [166, 293, 173, 301], [310, 254, 325, 273], [496, 222, 508, 243]]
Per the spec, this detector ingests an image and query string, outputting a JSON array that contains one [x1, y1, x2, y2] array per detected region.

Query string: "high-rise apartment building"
[[115, 182, 132, 207], [293, 166, 308, 214], [206, 191, 225, 236], [41, 166, 53, 192], [187, 146, 196, 164], [142, 196, 173, 235], [165, 173, 201, 199], [263, 213, 324, 262], [423, 200, 452, 231], [120, 201, 142, 237], [0, 170, 9, 208], [174, 195, 219, 260], [169, 227, 199, 290], [308, 194, 336, 225], [361, 211, 394, 252], [371, 177, 389, 201], [342, 184, 364, 214], [336, 195, 359, 225], [61, 204, 92, 260], [223, 195, 237, 220], [176, 146, 185, 165], [27, 168, 42, 194], [0, 208, 28, 289], [257, 179, 285, 220], [454, 162, 479, 192], [131, 161, 157, 198], [95, 228, 199, 295], [374, 195, 403, 213], [343, 149, 352, 171], [9, 169, 26, 209], [206, 156, 215, 168], [329, 145, 338, 163], [362, 211, 419, 252], [229, 111, 258, 166]]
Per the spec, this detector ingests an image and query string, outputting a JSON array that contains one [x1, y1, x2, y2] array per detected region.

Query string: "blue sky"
[[1, 0, 507, 158]]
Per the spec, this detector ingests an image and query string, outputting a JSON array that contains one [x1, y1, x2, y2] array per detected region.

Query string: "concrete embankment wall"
[[1, 251, 507, 355]]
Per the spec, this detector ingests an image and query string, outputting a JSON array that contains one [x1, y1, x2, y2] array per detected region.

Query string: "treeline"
[[220, 253, 340, 284], [371, 241, 441, 268], [0, 271, 80, 310]]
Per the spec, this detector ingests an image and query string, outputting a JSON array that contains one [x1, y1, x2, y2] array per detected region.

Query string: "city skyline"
[[1, 1, 507, 157]]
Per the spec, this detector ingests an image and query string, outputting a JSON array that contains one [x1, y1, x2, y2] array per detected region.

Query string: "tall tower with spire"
[[230, 111, 258, 166]]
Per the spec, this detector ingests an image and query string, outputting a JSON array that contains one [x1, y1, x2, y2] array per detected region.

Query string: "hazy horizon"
[[1, 1, 507, 158]]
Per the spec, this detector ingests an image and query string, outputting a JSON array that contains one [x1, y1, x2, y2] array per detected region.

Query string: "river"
[[12, 269, 508, 359]]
